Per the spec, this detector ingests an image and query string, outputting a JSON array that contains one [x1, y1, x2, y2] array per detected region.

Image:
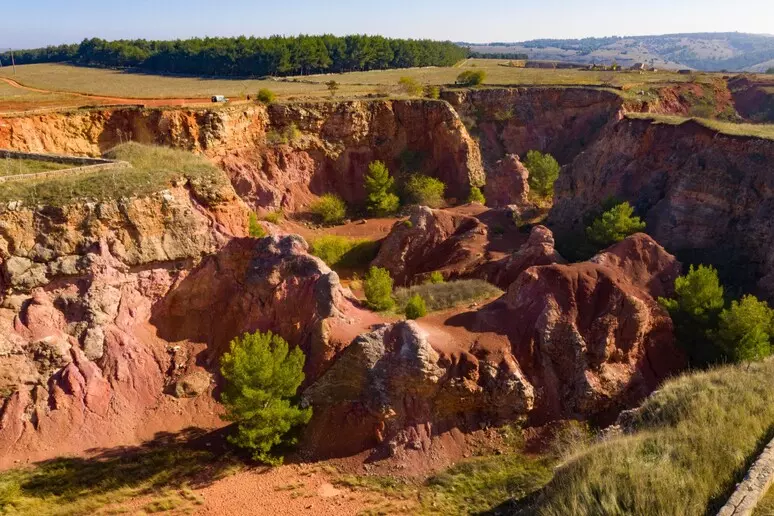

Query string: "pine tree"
[[364, 161, 400, 216], [220, 331, 312, 465], [586, 202, 646, 247]]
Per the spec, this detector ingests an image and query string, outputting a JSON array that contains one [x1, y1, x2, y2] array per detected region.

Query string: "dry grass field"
[[0, 80, 92, 113], [0, 157, 71, 177], [0, 60, 720, 103]]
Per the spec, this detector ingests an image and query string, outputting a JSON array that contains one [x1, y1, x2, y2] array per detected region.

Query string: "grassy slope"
[[0, 143, 231, 206], [393, 280, 503, 313], [536, 360, 774, 516], [626, 112, 774, 139]]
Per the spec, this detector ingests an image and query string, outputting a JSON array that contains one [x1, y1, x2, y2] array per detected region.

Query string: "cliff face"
[[0, 100, 485, 210], [550, 117, 774, 298], [441, 88, 623, 165]]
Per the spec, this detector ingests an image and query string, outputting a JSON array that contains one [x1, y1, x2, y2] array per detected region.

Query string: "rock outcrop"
[[549, 116, 774, 299], [473, 234, 685, 423], [485, 154, 531, 208]]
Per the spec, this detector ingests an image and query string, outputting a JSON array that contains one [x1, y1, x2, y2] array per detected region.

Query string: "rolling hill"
[[467, 32, 774, 71]]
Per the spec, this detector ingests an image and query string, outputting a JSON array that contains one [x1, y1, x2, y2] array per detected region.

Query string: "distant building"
[[678, 69, 692, 75], [629, 63, 646, 71]]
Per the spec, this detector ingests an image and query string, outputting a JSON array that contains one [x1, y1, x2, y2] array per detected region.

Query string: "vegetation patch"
[[403, 174, 446, 208], [394, 279, 502, 313], [309, 235, 380, 270], [626, 112, 774, 140], [0, 430, 239, 515], [309, 193, 347, 225], [537, 359, 774, 515], [0, 158, 71, 177], [0, 143, 231, 206]]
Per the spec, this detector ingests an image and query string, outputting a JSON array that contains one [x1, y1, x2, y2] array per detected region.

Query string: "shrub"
[[248, 213, 266, 238], [524, 150, 560, 200], [467, 186, 486, 204], [398, 77, 424, 96], [405, 294, 428, 320], [767, 67, 774, 74], [364, 161, 400, 216], [428, 271, 445, 284], [363, 266, 395, 311], [310, 194, 347, 225], [425, 85, 441, 99], [659, 264, 725, 366], [219, 331, 311, 465], [712, 295, 774, 363], [256, 88, 276, 104], [456, 70, 486, 86], [404, 174, 446, 208], [325, 80, 340, 97], [310, 235, 379, 269], [263, 210, 283, 224], [585, 202, 646, 247], [394, 279, 502, 313]]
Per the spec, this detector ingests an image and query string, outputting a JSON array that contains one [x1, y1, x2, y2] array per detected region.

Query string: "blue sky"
[[2, 0, 773, 48]]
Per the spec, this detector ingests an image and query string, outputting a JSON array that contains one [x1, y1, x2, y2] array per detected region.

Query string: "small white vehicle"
[[211, 95, 229, 103]]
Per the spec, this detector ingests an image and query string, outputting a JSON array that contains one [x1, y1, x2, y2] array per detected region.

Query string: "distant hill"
[[466, 32, 774, 71]]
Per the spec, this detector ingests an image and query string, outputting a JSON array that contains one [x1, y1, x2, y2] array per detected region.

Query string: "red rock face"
[[484, 234, 685, 423], [485, 154, 531, 208], [550, 117, 774, 299]]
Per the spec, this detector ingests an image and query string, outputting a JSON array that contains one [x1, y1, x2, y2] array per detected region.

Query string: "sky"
[[2, 0, 773, 49]]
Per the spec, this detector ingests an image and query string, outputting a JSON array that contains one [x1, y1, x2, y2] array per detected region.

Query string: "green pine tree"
[[220, 331, 312, 465], [364, 161, 400, 216], [586, 202, 646, 247]]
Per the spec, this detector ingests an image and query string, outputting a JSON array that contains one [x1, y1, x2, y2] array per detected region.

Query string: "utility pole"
[[10, 48, 15, 74]]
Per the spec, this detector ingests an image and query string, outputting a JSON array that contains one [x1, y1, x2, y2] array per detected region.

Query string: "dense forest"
[[0, 35, 469, 77], [469, 51, 529, 60]]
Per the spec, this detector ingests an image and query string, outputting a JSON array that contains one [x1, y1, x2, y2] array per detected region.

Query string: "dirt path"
[[0, 76, 220, 108]]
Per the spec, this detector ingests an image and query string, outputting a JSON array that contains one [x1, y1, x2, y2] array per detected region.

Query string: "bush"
[[398, 77, 424, 96], [467, 186, 486, 204], [256, 88, 276, 104], [262, 210, 283, 224], [363, 266, 395, 311], [310, 235, 379, 269], [219, 331, 312, 465], [425, 85, 441, 99], [325, 80, 339, 97], [405, 294, 427, 320], [713, 295, 774, 363], [524, 150, 560, 200], [404, 174, 446, 208], [364, 161, 400, 216], [248, 213, 266, 238], [585, 202, 646, 247], [310, 194, 347, 225], [394, 279, 502, 313], [428, 271, 445, 284], [659, 264, 725, 366], [456, 70, 486, 86]]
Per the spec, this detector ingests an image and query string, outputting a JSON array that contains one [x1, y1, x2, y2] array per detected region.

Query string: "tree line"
[[0, 35, 469, 77]]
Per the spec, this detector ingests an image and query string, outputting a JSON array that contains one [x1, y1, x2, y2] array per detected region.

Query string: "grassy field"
[[393, 279, 503, 314], [0, 80, 90, 113], [756, 487, 774, 516], [535, 360, 774, 515], [0, 143, 231, 206], [626, 112, 774, 139], [0, 158, 71, 177], [0, 60, 718, 102]]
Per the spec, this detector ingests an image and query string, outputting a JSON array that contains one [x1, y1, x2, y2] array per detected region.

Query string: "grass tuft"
[[309, 235, 380, 271]]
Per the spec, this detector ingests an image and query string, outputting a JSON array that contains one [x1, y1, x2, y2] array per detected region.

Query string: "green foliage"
[[585, 202, 646, 247], [394, 279, 502, 313], [713, 295, 774, 363], [262, 209, 283, 224], [766, 67, 774, 74], [404, 174, 446, 208], [428, 271, 445, 284], [266, 123, 301, 145], [524, 150, 560, 200], [363, 266, 395, 311], [425, 85, 441, 99], [364, 161, 400, 216], [398, 76, 424, 96], [404, 294, 428, 320], [16, 36, 467, 76], [220, 331, 311, 465], [467, 186, 486, 204], [310, 194, 347, 225], [248, 212, 266, 238], [659, 265, 725, 366], [456, 70, 487, 86], [256, 88, 275, 104], [325, 80, 339, 97], [310, 235, 379, 270]]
